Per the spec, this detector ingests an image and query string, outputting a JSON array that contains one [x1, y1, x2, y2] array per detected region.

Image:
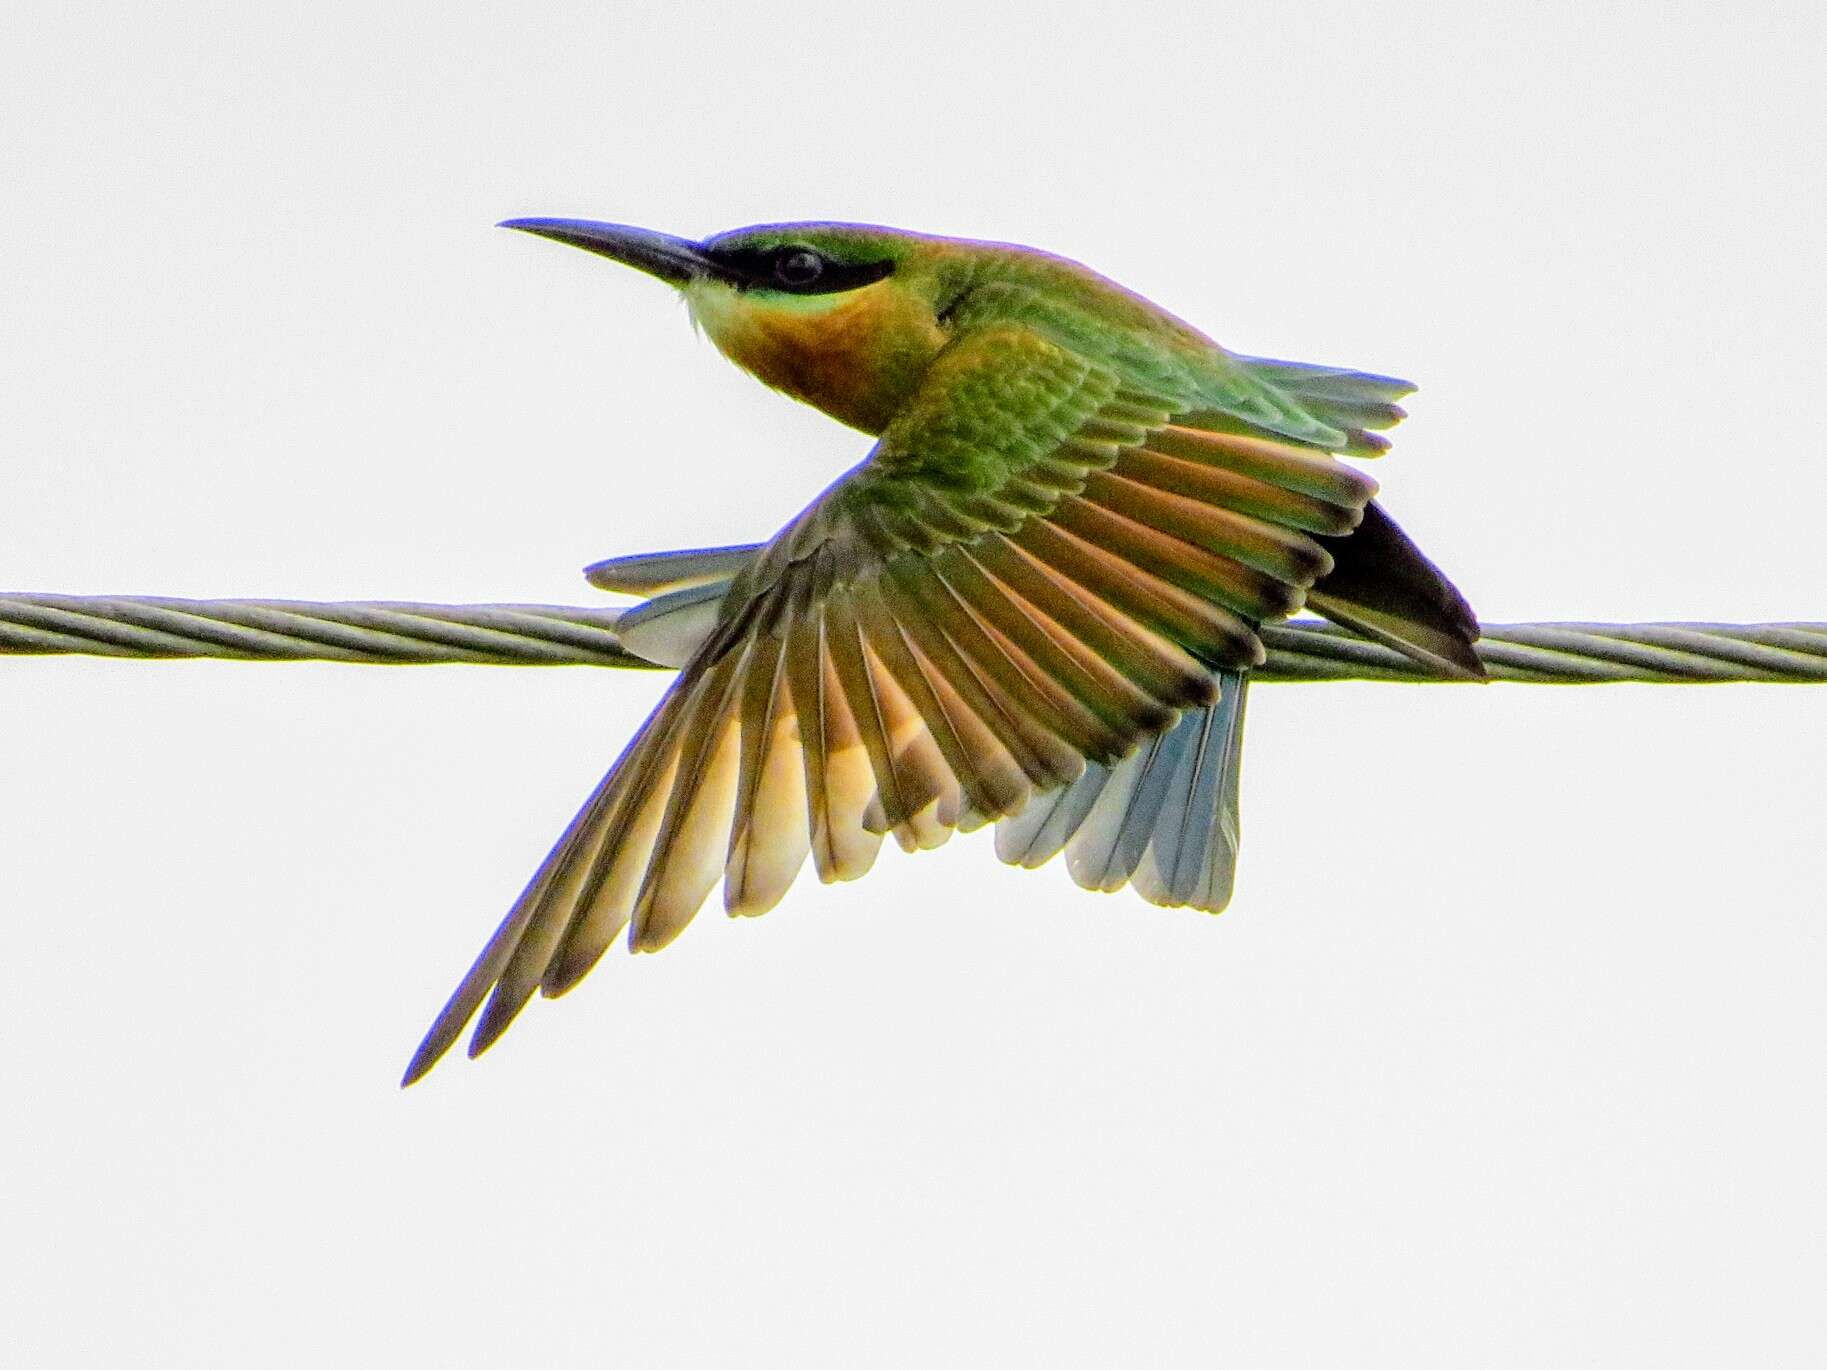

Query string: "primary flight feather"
[[403, 219, 1482, 1084]]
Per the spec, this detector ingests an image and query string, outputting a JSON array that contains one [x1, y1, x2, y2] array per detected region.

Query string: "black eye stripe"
[[704, 244, 893, 295]]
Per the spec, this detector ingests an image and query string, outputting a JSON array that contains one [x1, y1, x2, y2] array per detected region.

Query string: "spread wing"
[[403, 323, 1379, 1082]]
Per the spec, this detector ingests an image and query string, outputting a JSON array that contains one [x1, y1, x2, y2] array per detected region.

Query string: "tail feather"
[[994, 764, 1108, 868], [994, 672, 1249, 914], [1133, 672, 1247, 909], [1064, 725, 1192, 893]]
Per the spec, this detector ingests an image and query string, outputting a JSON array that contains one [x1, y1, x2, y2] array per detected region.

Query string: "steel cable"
[[6, 592, 1826, 683]]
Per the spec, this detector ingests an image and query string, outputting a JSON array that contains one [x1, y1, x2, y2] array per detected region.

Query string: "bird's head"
[[500, 218, 982, 433]]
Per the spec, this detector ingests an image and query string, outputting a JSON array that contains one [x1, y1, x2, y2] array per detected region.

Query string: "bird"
[[402, 218, 1484, 1084]]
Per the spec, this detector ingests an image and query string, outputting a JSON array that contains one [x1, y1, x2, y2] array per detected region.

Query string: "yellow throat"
[[686, 278, 948, 435]]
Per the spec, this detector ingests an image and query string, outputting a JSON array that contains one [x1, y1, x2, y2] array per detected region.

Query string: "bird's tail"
[[994, 669, 1248, 911]]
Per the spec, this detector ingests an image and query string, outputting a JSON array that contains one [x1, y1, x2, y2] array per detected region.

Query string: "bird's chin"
[[681, 276, 736, 319], [681, 278, 753, 357]]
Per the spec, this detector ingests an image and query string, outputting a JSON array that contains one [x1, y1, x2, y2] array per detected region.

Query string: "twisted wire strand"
[[0, 594, 657, 669], [3, 592, 1826, 683]]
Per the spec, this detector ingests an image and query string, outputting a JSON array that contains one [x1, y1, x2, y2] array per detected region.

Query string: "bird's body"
[[403, 219, 1482, 1083]]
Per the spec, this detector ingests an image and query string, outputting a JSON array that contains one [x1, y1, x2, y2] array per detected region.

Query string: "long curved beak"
[[498, 218, 718, 286]]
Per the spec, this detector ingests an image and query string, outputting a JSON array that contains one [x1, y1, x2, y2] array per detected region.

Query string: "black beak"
[[498, 218, 719, 286]]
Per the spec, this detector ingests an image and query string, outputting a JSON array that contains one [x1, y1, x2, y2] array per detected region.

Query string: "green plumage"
[[402, 217, 1484, 1084]]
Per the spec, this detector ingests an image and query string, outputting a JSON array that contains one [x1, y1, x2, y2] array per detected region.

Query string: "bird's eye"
[[773, 249, 824, 287]]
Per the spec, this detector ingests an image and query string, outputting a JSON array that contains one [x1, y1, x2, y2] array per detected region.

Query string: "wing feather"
[[1050, 495, 1307, 622], [540, 741, 680, 996], [1147, 424, 1379, 506], [407, 688, 687, 1077], [936, 546, 1175, 745], [405, 318, 1467, 1081], [726, 620, 811, 916], [1114, 446, 1365, 536], [968, 536, 1215, 711], [821, 595, 940, 830], [628, 654, 747, 952], [906, 556, 1125, 760], [1012, 519, 1265, 668], [879, 565, 1085, 788], [852, 585, 1032, 819], [783, 601, 883, 882], [1080, 469, 1334, 583]]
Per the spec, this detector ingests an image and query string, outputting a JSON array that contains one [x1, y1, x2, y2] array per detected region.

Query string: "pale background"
[[3, 3, 1824, 1366]]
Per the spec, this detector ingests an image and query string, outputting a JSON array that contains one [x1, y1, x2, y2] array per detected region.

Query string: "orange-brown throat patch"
[[687, 279, 947, 434]]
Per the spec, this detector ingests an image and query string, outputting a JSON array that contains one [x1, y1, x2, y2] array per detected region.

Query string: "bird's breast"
[[687, 281, 947, 434]]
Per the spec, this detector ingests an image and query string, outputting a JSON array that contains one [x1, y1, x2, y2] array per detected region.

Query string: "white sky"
[[4, 2, 1825, 1366]]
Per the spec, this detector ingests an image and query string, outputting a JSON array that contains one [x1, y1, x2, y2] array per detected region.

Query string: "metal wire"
[[5, 592, 1826, 683], [1258, 620, 1827, 684], [0, 594, 658, 669]]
